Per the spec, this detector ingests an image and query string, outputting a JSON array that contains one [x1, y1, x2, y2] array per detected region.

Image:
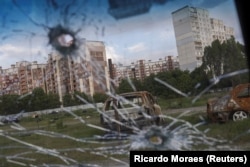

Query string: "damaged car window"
[[0, 0, 249, 166], [237, 86, 250, 98]]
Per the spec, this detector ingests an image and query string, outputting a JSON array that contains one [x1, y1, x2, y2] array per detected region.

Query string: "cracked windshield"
[[0, 0, 249, 166]]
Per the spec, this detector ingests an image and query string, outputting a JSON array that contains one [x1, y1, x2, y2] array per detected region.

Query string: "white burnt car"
[[100, 91, 163, 131]]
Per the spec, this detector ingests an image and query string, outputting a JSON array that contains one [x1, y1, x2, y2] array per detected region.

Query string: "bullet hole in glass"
[[48, 25, 78, 56]]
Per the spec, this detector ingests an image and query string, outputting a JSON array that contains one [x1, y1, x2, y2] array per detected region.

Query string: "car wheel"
[[232, 110, 248, 121]]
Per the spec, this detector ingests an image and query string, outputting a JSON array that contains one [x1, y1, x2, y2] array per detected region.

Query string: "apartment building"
[[0, 40, 109, 101], [0, 65, 19, 95], [0, 61, 46, 95], [112, 56, 179, 85], [46, 40, 109, 102], [210, 18, 234, 42], [172, 5, 234, 71]]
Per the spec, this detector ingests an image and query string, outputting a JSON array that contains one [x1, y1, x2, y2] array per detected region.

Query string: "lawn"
[[1, 96, 250, 166], [158, 92, 226, 110], [0, 109, 129, 166]]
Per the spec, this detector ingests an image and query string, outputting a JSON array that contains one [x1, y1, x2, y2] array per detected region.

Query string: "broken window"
[[0, 0, 249, 166], [237, 86, 250, 98]]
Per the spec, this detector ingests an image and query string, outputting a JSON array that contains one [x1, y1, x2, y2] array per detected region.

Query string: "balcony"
[[190, 13, 197, 18]]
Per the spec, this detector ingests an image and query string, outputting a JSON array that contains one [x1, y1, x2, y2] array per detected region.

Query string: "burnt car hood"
[[208, 94, 231, 112]]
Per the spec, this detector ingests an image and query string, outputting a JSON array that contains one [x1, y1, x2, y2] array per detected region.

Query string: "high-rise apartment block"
[[172, 5, 234, 71], [0, 40, 109, 102], [46, 40, 109, 101], [0, 61, 46, 95]]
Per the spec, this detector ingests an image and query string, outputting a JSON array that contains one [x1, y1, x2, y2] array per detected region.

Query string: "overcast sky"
[[0, 0, 243, 69]]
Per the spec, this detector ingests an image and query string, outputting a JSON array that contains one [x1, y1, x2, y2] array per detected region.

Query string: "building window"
[[90, 51, 104, 61]]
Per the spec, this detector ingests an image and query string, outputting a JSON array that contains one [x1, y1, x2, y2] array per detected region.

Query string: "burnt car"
[[207, 83, 250, 122], [1, 116, 20, 124], [100, 91, 163, 131], [0, 110, 25, 124]]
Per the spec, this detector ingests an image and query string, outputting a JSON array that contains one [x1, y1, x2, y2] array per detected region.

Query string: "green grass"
[[1, 104, 250, 166], [158, 92, 226, 110], [0, 108, 114, 166], [164, 110, 250, 150], [203, 119, 250, 140], [159, 91, 250, 149]]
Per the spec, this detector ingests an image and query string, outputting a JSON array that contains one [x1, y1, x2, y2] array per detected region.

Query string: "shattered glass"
[[0, 0, 249, 166]]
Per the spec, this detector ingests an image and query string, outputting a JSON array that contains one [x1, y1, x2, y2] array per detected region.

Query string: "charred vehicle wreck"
[[100, 91, 163, 131], [207, 83, 250, 122]]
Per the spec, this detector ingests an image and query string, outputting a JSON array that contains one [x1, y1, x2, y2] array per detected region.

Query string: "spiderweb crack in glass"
[[0, 0, 249, 166]]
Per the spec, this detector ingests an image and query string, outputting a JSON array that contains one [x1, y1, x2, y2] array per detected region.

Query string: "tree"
[[116, 78, 136, 93], [143, 74, 157, 94], [133, 79, 144, 91], [29, 87, 48, 111], [176, 70, 193, 94], [63, 93, 76, 107], [203, 37, 248, 87], [92, 92, 108, 103], [223, 37, 248, 86], [202, 39, 226, 78], [47, 92, 61, 109], [0, 94, 20, 115], [224, 37, 247, 72], [141, 69, 193, 98], [17, 93, 32, 112], [74, 91, 91, 105], [154, 71, 177, 98], [154, 70, 193, 98], [190, 66, 210, 93]]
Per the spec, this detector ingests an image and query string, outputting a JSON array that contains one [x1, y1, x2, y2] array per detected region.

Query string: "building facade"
[[45, 40, 109, 102], [111, 56, 179, 85], [172, 5, 234, 71], [0, 40, 110, 102], [0, 61, 46, 95]]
